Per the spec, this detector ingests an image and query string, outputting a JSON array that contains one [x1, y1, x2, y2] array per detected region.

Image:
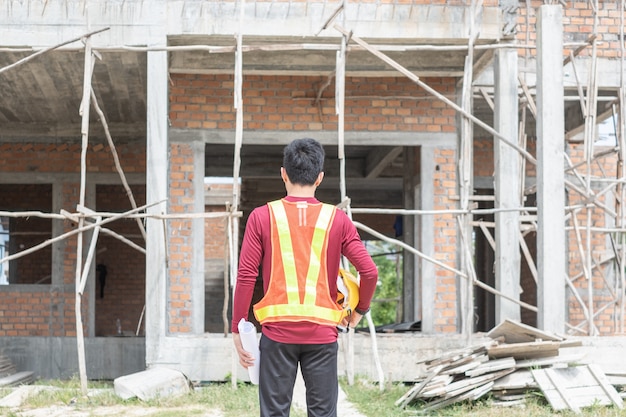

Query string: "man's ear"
[[315, 172, 324, 187], [280, 167, 289, 183]]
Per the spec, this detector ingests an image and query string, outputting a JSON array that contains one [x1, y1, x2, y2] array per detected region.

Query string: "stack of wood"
[[0, 352, 34, 387], [396, 320, 625, 413]]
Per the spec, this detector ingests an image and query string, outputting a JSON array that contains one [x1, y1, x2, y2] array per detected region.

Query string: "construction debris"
[[114, 367, 192, 401], [0, 352, 34, 388], [396, 320, 625, 413]]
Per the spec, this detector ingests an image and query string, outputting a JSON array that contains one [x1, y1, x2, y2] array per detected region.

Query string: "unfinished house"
[[1, 0, 625, 383]]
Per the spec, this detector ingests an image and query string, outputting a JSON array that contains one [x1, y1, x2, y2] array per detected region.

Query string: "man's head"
[[282, 138, 325, 186]]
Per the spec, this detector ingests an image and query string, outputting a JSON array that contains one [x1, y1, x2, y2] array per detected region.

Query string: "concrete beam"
[[0, 1, 501, 48], [171, 128, 458, 147], [493, 48, 521, 324], [536, 5, 565, 334]]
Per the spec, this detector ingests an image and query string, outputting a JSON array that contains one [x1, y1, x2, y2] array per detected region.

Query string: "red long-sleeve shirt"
[[231, 196, 378, 344]]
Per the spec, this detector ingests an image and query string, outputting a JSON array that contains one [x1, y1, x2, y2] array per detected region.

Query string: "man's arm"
[[231, 208, 264, 333]]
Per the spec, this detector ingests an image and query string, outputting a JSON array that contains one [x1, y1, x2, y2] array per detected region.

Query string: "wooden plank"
[[423, 342, 493, 367], [515, 352, 586, 369], [487, 319, 564, 343], [588, 364, 624, 409], [0, 371, 34, 387], [487, 340, 561, 359], [532, 365, 624, 413], [466, 357, 516, 377], [441, 353, 489, 375], [492, 369, 537, 391], [423, 368, 514, 399], [395, 364, 444, 409], [422, 381, 495, 413]]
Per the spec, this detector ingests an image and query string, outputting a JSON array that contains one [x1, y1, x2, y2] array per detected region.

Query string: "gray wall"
[[0, 337, 145, 380]]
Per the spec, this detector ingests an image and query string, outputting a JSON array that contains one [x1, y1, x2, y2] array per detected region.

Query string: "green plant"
[[351, 240, 403, 328]]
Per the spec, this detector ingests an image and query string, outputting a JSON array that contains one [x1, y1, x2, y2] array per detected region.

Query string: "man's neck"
[[285, 184, 317, 198]]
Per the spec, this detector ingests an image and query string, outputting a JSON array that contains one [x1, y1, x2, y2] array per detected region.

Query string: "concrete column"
[[191, 141, 205, 335], [145, 44, 169, 365], [419, 145, 436, 333], [493, 47, 521, 324], [536, 5, 565, 333], [402, 148, 416, 323]]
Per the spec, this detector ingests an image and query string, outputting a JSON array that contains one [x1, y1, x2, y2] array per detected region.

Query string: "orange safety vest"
[[253, 199, 344, 326]]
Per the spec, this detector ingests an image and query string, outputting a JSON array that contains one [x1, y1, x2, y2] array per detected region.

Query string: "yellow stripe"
[[303, 204, 335, 305], [269, 201, 299, 304], [255, 304, 343, 323]]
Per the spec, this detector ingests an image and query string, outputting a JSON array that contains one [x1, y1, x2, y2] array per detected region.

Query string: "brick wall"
[[171, 73, 460, 333], [169, 75, 457, 133], [565, 142, 620, 334], [0, 184, 52, 285], [432, 148, 459, 332], [517, 1, 622, 58], [0, 142, 146, 337], [168, 143, 196, 334], [94, 184, 146, 337]]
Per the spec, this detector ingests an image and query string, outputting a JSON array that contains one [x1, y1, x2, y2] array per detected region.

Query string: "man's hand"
[[339, 310, 365, 331], [233, 333, 256, 369]]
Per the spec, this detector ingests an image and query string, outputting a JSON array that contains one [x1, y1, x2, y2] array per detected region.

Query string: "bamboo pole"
[[0, 201, 163, 266], [619, 0, 626, 334], [98, 227, 146, 254], [78, 216, 102, 295], [231, 0, 245, 389], [458, 0, 481, 339], [90, 89, 147, 241], [223, 204, 231, 337], [0, 28, 109, 75], [584, 34, 599, 336], [353, 220, 537, 312], [518, 230, 538, 284], [75, 35, 95, 395], [333, 24, 537, 165], [4, 40, 595, 55], [335, 29, 355, 387]]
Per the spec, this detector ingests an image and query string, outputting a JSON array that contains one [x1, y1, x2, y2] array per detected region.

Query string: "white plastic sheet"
[[237, 318, 260, 384]]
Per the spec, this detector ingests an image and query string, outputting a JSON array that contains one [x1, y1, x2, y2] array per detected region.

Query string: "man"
[[232, 137, 378, 417]]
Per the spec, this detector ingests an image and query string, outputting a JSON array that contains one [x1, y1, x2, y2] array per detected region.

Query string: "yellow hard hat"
[[336, 268, 359, 321]]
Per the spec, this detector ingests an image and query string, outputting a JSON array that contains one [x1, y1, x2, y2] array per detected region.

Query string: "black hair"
[[282, 138, 325, 186]]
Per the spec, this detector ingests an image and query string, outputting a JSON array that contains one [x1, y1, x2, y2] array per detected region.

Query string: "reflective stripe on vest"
[[253, 200, 343, 326]]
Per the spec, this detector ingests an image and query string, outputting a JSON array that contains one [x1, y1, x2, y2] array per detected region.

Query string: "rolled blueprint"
[[237, 318, 260, 384]]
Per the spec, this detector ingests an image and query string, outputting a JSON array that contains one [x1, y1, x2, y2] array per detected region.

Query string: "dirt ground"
[[0, 377, 367, 417], [5, 404, 224, 417]]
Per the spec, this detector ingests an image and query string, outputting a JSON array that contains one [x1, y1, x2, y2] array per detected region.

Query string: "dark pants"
[[258, 335, 338, 417]]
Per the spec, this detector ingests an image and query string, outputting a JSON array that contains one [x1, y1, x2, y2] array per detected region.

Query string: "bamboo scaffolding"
[[457, 0, 480, 339], [1, 2, 625, 382], [3, 41, 596, 55], [75, 35, 95, 394], [335, 27, 357, 387], [90, 89, 147, 241], [0, 28, 109, 75], [0, 202, 162, 267], [353, 221, 538, 313], [230, 0, 245, 390], [619, 0, 626, 334], [333, 24, 537, 166]]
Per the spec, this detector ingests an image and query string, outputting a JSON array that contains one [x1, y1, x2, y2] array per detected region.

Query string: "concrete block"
[[114, 367, 191, 401]]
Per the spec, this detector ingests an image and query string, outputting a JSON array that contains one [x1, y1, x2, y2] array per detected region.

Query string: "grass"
[[0, 377, 624, 417]]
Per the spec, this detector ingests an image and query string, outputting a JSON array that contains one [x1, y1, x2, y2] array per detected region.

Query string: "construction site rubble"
[[0, 352, 34, 388], [396, 320, 625, 413]]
